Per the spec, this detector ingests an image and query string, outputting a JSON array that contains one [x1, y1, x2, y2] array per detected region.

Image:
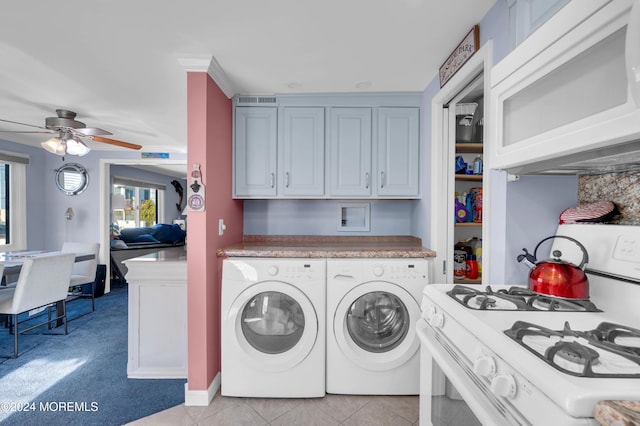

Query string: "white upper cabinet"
[[234, 107, 277, 197], [508, 0, 569, 49], [491, 0, 640, 175], [328, 108, 373, 197], [280, 107, 325, 197], [377, 107, 420, 197]]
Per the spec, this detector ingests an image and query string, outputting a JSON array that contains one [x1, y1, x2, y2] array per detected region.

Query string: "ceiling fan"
[[0, 109, 142, 156]]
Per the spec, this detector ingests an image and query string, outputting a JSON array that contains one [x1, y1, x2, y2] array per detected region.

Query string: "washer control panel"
[[362, 259, 429, 282]]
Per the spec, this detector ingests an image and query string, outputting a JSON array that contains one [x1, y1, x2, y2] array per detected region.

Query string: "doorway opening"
[[99, 158, 187, 293]]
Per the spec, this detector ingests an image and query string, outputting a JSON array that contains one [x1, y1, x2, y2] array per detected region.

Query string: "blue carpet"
[[0, 284, 186, 425]]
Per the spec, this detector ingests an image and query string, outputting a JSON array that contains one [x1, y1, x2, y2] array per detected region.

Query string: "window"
[[0, 164, 8, 244], [112, 177, 165, 230], [0, 151, 28, 252]]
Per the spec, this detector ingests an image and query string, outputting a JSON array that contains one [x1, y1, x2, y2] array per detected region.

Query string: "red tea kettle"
[[517, 235, 590, 299]]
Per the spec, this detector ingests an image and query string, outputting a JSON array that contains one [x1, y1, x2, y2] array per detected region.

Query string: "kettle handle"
[[532, 235, 589, 270]]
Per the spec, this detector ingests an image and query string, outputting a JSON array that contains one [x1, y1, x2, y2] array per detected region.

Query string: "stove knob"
[[429, 313, 445, 328], [268, 265, 279, 276], [424, 305, 437, 320], [490, 373, 517, 399], [473, 356, 496, 378]]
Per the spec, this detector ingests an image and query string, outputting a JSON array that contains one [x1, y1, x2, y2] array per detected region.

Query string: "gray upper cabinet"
[[377, 107, 420, 197], [233, 94, 421, 199], [280, 107, 325, 197], [328, 107, 373, 197], [234, 107, 277, 197]]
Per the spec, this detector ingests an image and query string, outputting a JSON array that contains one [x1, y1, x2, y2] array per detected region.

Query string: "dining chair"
[[61, 242, 100, 313], [0, 253, 75, 358]]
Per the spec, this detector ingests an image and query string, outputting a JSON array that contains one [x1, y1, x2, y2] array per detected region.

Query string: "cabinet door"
[[280, 107, 325, 197], [234, 107, 277, 197], [377, 107, 420, 197], [328, 108, 372, 197]]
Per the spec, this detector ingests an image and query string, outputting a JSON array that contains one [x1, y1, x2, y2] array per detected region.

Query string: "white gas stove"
[[417, 225, 640, 426]]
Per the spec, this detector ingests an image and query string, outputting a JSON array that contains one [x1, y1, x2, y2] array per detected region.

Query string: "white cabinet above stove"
[[490, 0, 640, 175]]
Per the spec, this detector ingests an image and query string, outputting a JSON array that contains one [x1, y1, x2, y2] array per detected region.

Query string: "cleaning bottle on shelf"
[[454, 240, 472, 278], [465, 254, 479, 280], [473, 154, 483, 175], [465, 192, 475, 222], [473, 239, 483, 276], [455, 196, 470, 223]]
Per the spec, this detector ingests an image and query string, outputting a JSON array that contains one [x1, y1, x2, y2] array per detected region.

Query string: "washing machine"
[[221, 258, 325, 397], [326, 258, 429, 395]]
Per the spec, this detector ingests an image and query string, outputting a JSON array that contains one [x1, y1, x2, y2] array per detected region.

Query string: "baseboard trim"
[[184, 372, 220, 406]]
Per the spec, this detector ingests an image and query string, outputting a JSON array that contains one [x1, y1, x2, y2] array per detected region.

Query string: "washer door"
[[334, 281, 419, 371], [228, 281, 318, 372]]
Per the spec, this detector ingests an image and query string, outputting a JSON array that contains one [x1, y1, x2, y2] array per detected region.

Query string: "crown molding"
[[176, 57, 236, 99], [206, 57, 236, 99]]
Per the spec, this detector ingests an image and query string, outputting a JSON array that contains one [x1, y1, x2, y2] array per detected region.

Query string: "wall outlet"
[[218, 219, 226, 236]]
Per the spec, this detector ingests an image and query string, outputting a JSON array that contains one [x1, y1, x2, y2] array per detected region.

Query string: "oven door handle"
[[416, 320, 531, 426]]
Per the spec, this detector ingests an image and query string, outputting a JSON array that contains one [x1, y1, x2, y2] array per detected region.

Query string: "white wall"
[[42, 150, 187, 251], [0, 137, 187, 253]]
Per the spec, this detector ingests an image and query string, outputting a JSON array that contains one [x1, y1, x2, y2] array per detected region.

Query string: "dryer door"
[[333, 281, 419, 371], [228, 281, 318, 372]]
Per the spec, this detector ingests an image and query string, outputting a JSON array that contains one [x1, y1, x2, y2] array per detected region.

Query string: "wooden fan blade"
[[90, 135, 142, 150]]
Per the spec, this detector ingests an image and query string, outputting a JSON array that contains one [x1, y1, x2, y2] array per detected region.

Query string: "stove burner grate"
[[447, 285, 601, 312], [505, 321, 640, 378]]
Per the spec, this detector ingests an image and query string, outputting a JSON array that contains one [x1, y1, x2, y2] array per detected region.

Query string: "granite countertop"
[[595, 401, 640, 425], [217, 235, 436, 258]]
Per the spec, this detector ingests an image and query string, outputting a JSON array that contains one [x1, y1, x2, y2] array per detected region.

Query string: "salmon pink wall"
[[186, 72, 243, 391]]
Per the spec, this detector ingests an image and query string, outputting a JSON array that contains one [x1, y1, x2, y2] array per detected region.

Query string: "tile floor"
[[127, 392, 419, 426]]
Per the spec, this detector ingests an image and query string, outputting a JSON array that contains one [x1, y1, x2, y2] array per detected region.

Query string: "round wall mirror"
[[56, 163, 89, 195]]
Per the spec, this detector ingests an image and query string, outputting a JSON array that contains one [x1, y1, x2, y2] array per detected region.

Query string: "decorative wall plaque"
[[439, 25, 480, 88]]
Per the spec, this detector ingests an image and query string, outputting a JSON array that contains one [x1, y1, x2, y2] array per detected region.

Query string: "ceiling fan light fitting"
[[65, 136, 91, 156], [41, 136, 63, 154]]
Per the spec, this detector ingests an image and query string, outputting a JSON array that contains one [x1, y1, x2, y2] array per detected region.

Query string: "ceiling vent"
[[235, 96, 278, 106]]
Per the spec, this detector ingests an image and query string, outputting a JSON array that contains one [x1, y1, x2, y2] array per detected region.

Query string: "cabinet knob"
[[365, 172, 370, 189], [285, 172, 290, 188], [270, 173, 275, 188], [380, 171, 385, 188]]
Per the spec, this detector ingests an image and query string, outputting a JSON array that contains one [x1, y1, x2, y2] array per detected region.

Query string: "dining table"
[[0, 250, 95, 279], [0, 250, 97, 327]]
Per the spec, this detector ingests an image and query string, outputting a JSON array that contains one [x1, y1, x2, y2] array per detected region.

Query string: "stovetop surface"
[[422, 280, 640, 417], [447, 284, 601, 312]]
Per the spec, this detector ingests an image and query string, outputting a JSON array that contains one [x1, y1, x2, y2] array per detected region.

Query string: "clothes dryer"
[[326, 258, 429, 394], [221, 258, 325, 397]]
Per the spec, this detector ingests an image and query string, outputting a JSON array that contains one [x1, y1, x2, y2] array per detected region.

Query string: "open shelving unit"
[[454, 139, 483, 284]]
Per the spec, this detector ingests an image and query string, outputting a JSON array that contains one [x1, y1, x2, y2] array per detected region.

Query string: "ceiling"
[[0, 0, 495, 163]]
